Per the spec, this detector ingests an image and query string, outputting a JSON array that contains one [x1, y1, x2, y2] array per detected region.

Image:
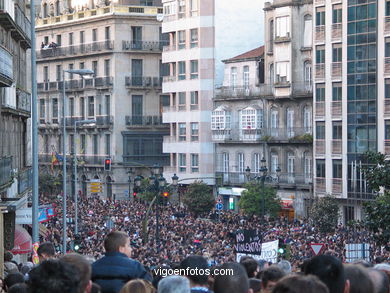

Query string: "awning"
[[11, 224, 32, 255]]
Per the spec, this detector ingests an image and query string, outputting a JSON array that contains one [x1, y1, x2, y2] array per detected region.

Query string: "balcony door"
[[270, 109, 279, 136], [287, 108, 294, 138], [287, 152, 295, 183], [132, 59, 143, 86], [132, 95, 143, 125], [131, 26, 142, 49]]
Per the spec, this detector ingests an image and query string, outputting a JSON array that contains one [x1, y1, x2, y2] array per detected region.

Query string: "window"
[[276, 61, 289, 83], [105, 95, 110, 115], [316, 159, 326, 177], [52, 98, 58, 120], [240, 107, 263, 129], [92, 29, 97, 42], [131, 26, 142, 49], [270, 109, 279, 130], [286, 108, 294, 137], [179, 153, 186, 172], [332, 4, 342, 24], [178, 30, 186, 49], [190, 60, 198, 79], [386, 120, 390, 139], [56, 35, 61, 46], [80, 97, 85, 119], [316, 84, 325, 102], [105, 134, 110, 155], [69, 97, 74, 116], [333, 121, 342, 139], [270, 153, 279, 174], [223, 152, 229, 173], [269, 63, 274, 85], [333, 159, 342, 178], [269, 20, 274, 52], [88, 96, 94, 117], [287, 152, 295, 183], [141, 0, 153, 5], [387, 1, 390, 16], [178, 92, 186, 111], [332, 83, 342, 101], [105, 26, 110, 40], [332, 43, 342, 62], [276, 16, 290, 38], [316, 45, 325, 63], [386, 79, 390, 99], [254, 153, 261, 174], [93, 134, 98, 155], [80, 31, 85, 44], [56, 65, 62, 81], [190, 91, 198, 110], [238, 153, 245, 173], [191, 123, 199, 141], [178, 61, 186, 80], [39, 99, 45, 120], [104, 60, 110, 76], [304, 61, 312, 88], [386, 38, 390, 57], [178, 0, 186, 18], [304, 152, 312, 182], [231, 67, 237, 89], [92, 61, 98, 76], [303, 106, 312, 132], [44, 36, 49, 45], [316, 121, 325, 139], [69, 32, 73, 46], [191, 154, 199, 172], [132, 95, 143, 121], [243, 66, 249, 89], [69, 134, 74, 153], [303, 14, 312, 47], [190, 0, 198, 16], [79, 62, 85, 70], [316, 8, 325, 26], [80, 134, 86, 153], [131, 59, 143, 85], [43, 3, 48, 18], [179, 123, 186, 141], [43, 66, 49, 82], [190, 29, 198, 48], [68, 63, 74, 79], [212, 107, 231, 130]]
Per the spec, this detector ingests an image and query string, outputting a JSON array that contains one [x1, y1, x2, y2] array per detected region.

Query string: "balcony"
[[215, 171, 312, 188], [163, 44, 176, 52], [122, 40, 167, 52], [0, 156, 12, 188], [385, 16, 390, 35], [37, 77, 113, 92], [17, 167, 32, 195], [331, 24, 342, 41], [36, 40, 114, 59], [331, 101, 342, 118], [332, 139, 342, 155], [315, 64, 325, 79], [385, 99, 390, 117], [385, 57, 390, 75], [60, 115, 113, 128], [212, 126, 312, 143], [332, 62, 342, 79], [163, 75, 177, 83], [315, 102, 325, 117], [315, 140, 325, 155], [16, 88, 31, 114], [0, 46, 13, 86], [125, 76, 162, 88], [332, 178, 342, 194], [96, 115, 113, 127], [315, 177, 326, 192], [125, 115, 164, 127], [215, 86, 273, 99], [315, 26, 325, 43], [123, 155, 169, 167], [13, 3, 31, 47], [385, 140, 390, 155]]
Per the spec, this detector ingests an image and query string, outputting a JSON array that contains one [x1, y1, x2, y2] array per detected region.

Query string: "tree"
[[361, 151, 390, 245], [183, 181, 214, 217], [309, 195, 340, 233], [239, 182, 281, 217], [39, 172, 62, 196]]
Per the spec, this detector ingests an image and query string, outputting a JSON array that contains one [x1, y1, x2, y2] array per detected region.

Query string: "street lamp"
[[73, 119, 96, 235], [62, 69, 94, 254]]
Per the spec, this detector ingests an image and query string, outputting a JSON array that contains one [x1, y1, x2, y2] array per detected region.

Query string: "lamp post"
[[73, 119, 95, 235], [62, 69, 94, 254], [127, 168, 133, 200], [245, 158, 281, 218]]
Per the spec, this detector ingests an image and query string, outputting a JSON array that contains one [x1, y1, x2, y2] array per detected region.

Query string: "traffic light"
[[74, 235, 82, 252], [104, 158, 111, 171], [163, 191, 169, 198], [133, 192, 137, 198]]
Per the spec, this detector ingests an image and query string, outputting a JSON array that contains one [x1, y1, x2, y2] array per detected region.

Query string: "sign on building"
[[90, 179, 103, 194]]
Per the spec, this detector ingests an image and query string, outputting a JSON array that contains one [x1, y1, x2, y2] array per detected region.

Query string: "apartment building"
[[36, 0, 169, 199], [0, 0, 32, 267], [213, 0, 314, 220], [313, 0, 383, 223], [161, 0, 263, 186]]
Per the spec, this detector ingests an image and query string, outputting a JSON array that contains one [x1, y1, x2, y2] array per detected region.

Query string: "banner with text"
[[235, 229, 263, 256], [236, 240, 279, 263]]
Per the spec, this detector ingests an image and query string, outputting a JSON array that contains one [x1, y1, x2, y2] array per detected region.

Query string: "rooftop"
[[223, 46, 264, 63]]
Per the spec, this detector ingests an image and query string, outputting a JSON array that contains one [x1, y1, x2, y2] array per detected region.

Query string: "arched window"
[[304, 152, 312, 183], [304, 61, 312, 90], [303, 14, 312, 47], [286, 107, 294, 137], [243, 66, 249, 89], [270, 108, 278, 136], [230, 67, 237, 90], [240, 106, 263, 129], [270, 152, 279, 175], [303, 106, 312, 133], [269, 63, 274, 85], [287, 152, 295, 183], [43, 3, 48, 18]]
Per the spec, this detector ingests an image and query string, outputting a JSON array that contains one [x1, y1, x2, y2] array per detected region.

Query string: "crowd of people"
[[37, 194, 390, 270]]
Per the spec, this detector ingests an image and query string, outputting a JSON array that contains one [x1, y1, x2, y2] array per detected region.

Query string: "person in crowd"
[[28, 259, 81, 293], [374, 263, 390, 281], [91, 283, 102, 293], [249, 278, 261, 293], [4, 273, 25, 291], [277, 260, 292, 274], [62, 253, 92, 293], [271, 274, 329, 293], [304, 255, 350, 293], [4, 252, 18, 276], [367, 269, 389, 293], [240, 257, 259, 278], [344, 264, 373, 293], [213, 262, 251, 293], [0, 277, 5, 293], [37, 242, 55, 263], [261, 266, 286, 293], [7, 283, 29, 293], [179, 255, 212, 293], [92, 231, 152, 293], [119, 279, 155, 293], [157, 276, 190, 293]]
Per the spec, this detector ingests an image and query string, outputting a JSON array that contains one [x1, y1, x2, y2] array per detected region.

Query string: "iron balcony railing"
[[125, 76, 162, 88], [125, 115, 164, 126], [38, 153, 107, 166], [123, 155, 169, 167], [0, 156, 12, 187], [122, 40, 168, 51], [16, 88, 31, 113], [14, 3, 31, 43], [215, 171, 312, 186], [36, 40, 114, 59], [0, 46, 13, 82], [17, 167, 32, 194], [60, 115, 113, 127], [37, 76, 114, 92]]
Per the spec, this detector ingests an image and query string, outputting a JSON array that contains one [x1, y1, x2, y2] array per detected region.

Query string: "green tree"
[[138, 178, 156, 202], [183, 181, 214, 217], [239, 182, 281, 217], [361, 151, 390, 245], [39, 172, 62, 196], [309, 195, 340, 233]]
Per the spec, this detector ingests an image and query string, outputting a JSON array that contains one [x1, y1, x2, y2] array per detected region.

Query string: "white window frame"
[[178, 123, 186, 141], [271, 153, 279, 174], [304, 152, 313, 183], [190, 91, 198, 110], [276, 16, 290, 38], [179, 153, 186, 172], [223, 152, 229, 173], [178, 30, 186, 49], [211, 109, 231, 130], [230, 67, 237, 89], [191, 122, 199, 141], [243, 65, 249, 89], [178, 92, 186, 111], [276, 61, 289, 84], [178, 61, 186, 80], [190, 28, 198, 48], [254, 153, 261, 174], [304, 106, 312, 133], [287, 108, 294, 138], [238, 153, 245, 172], [191, 153, 199, 172], [240, 107, 262, 129], [287, 152, 295, 183], [190, 60, 198, 79]]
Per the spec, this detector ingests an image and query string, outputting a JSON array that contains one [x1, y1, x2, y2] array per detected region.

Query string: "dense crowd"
[[38, 193, 390, 269]]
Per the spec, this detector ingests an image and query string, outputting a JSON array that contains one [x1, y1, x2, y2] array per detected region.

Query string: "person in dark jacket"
[[91, 231, 152, 293]]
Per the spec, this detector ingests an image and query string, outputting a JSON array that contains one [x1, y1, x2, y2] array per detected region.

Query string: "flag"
[[51, 152, 59, 165], [55, 152, 63, 162]]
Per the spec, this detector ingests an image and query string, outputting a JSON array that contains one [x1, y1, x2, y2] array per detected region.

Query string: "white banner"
[[16, 208, 32, 224], [236, 240, 279, 263]]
